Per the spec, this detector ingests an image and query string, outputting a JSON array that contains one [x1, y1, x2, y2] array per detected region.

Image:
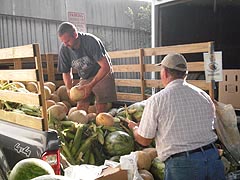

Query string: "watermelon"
[[149, 157, 165, 180], [104, 130, 134, 156], [9, 158, 55, 180]]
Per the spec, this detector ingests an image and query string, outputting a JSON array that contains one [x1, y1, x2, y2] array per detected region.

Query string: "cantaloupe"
[[96, 112, 114, 126], [49, 94, 60, 103], [69, 86, 85, 102], [68, 98, 77, 107], [56, 102, 69, 114], [44, 82, 56, 94], [136, 151, 152, 170], [46, 100, 56, 109], [16, 87, 30, 93], [12, 81, 25, 89], [56, 85, 69, 101], [44, 86, 51, 100], [68, 110, 88, 124], [47, 104, 67, 121], [26, 82, 38, 93], [87, 112, 97, 122], [60, 100, 72, 113], [68, 107, 78, 116], [142, 148, 157, 161]]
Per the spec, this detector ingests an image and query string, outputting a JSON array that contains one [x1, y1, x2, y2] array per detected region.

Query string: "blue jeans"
[[164, 147, 226, 180]]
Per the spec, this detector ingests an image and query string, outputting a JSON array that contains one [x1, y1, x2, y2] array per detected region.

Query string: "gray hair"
[[57, 22, 77, 36]]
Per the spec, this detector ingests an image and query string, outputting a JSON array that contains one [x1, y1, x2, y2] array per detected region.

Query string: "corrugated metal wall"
[[0, 14, 150, 53], [0, 14, 61, 53], [0, 0, 151, 54]]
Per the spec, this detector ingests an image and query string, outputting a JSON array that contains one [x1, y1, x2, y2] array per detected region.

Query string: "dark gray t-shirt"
[[58, 32, 111, 79]]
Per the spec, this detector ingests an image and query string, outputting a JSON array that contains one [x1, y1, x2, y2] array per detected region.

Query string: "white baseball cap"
[[157, 53, 187, 72]]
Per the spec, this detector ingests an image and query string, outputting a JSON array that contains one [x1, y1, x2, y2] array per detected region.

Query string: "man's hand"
[[128, 120, 153, 147], [77, 84, 92, 99], [128, 120, 139, 130]]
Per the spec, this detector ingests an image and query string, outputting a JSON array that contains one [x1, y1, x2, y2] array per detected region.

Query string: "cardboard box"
[[96, 167, 128, 180], [219, 70, 240, 109]]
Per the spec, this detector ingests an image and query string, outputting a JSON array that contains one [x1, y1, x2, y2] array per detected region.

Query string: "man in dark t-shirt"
[[57, 22, 117, 113]]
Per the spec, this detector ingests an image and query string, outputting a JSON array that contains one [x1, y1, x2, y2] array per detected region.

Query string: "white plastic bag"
[[215, 101, 240, 165], [64, 164, 105, 180], [120, 152, 143, 180]]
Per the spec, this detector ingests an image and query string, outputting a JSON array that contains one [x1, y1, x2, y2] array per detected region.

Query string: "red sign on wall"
[[68, 12, 87, 32]]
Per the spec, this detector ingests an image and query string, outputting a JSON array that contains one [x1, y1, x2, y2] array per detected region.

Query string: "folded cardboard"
[[96, 167, 128, 180], [219, 70, 240, 109]]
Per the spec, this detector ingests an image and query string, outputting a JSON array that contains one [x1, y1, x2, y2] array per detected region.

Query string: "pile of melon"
[[4, 81, 164, 179]]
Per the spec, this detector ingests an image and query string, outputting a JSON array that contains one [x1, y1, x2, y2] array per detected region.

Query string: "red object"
[[41, 149, 61, 175]]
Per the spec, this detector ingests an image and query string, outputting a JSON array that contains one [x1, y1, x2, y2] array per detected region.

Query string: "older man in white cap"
[[128, 53, 225, 180]]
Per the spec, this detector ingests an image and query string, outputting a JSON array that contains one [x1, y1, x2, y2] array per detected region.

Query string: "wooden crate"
[[0, 44, 48, 131]]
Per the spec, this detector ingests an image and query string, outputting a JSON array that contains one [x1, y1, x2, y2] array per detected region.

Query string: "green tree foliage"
[[125, 3, 151, 32]]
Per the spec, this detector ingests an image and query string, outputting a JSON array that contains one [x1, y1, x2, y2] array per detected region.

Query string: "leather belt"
[[168, 143, 215, 160]]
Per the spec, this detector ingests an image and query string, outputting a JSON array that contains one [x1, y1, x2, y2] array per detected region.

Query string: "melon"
[[49, 94, 60, 103], [9, 158, 55, 180], [69, 86, 85, 102], [104, 131, 134, 156], [56, 102, 69, 114], [87, 112, 97, 122], [47, 104, 67, 121], [44, 86, 51, 100], [16, 87, 30, 93], [46, 100, 56, 109], [68, 110, 88, 124], [142, 148, 157, 161], [26, 82, 38, 93], [96, 112, 114, 126], [68, 107, 78, 116], [56, 86, 69, 101], [44, 82, 56, 94], [136, 151, 152, 170], [150, 157, 165, 180], [61, 100, 72, 112], [68, 98, 77, 107], [12, 81, 25, 89]]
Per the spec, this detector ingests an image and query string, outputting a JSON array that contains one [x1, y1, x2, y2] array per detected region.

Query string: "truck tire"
[[0, 167, 7, 180]]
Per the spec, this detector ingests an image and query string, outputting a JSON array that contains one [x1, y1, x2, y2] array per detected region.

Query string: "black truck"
[[0, 121, 60, 179], [0, 44, 61, 179]]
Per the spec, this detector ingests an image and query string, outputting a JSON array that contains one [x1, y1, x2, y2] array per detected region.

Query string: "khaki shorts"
[[78, 73, 117, 104]]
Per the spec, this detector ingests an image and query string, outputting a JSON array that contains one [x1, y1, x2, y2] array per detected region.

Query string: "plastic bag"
[[64, 164, 105, 180], [120, 152, 143, 180], [215, 101, 240, 165]]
